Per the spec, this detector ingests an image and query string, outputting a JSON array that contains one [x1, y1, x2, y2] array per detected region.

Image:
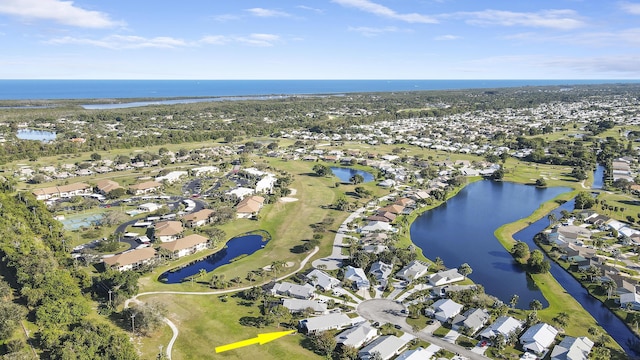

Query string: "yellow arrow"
[[215, 330, 296, 353]]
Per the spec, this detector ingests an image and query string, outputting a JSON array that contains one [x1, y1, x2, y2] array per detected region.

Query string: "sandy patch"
[[279, 197, 299, 203], [289, 188, 297, 196], [285, 262, 295, 268]]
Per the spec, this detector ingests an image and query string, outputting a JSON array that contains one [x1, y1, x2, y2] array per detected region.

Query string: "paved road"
[[312, 207, 365, 270], [356, 299, 489, 360]]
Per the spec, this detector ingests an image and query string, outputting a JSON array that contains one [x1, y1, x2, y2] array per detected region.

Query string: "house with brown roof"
[[154, 220, 184, 242], [129, 180, 162, 195], [32, 182, 92, 200], [182, 209, 215, 227], [395, 197, 416, 207], [236, 195, 265, 218], [378, 204, 404, 215], [95, 179, 122, 195], [158, 234, 209, 259], [102, 247, 157, 272]]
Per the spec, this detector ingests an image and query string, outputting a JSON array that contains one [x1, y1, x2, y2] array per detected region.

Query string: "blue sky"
[[1, 0, 639, 79]]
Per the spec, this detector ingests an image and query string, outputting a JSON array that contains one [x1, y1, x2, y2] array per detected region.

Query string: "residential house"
[[236, 195, 265, 218], [360, 221, 393, 234], [619, 292, 640, 310], [334, 321, 378, 348], [102, 248, 157, 272], [358, 335, 408, 360], [344, 266, 370, 290], [550, 336, 594, 360], [94, 179, 122, 195], [137, 203, 163, 213], [479, 316, 524, 341], [519, 323, 558, 355], [255, 174, 277, 194], [182, 209, 215, 227], [271, 281, 315, 299], [299, 313, 354, 334], [227, 187, 255, 200], [396, 260, 430, 282], [158, 234, 209, 259], [427, 299, 463, 323], [191, 166, 219, 176], [394, 198, 415, 207], [429, 269, 465, 286], [155, 171, 187, 184], [378, 204, 405, 215], [129, 181, 162, 195], [306, 269, 340, 291], [32, 182, 92, 200], [369, 261, 393, 287], [281, 299, 327, 315], [451, 308, 490, 334], [153, 220, 184, 242], [396, 347, 437, 360]]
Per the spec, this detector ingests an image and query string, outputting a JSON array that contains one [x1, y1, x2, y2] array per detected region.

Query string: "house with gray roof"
[[550, 336, 594, 360], [395, 347, 436, 360], [334, 321, 378, 348], [519, 322, 558, 355], [619, 292, 640, 310], [271, 281, 315, 299], [429, 268, 464, 286], [427, 299, 463, 323], [369, 261, 393, 287], [306, 269, 340, 291], [396, 260, 430, 281], [282, 299, 328, 315], [451, 308, 490, 334], [299, 313, 354, 334], [479, 316, 524, 341], [358, 335, 408, 360]]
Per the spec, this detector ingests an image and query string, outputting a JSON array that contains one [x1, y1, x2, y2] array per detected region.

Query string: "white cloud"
[[48, 35, 188, 49], [212, 14, 241, 22], [458, 9, 585, 30], [544, 55, 640, 74], [332, 0, 438, 24], [245, 8, 291, 18], [235, 33, 280, 47], [434, 34, 460, 40], [348, 26, 407, 36], [199, 35, 229, 45], [296, 5, 324, 14], [0, 0, 121, 28], [619, 2, 640, 14], [504, 28, 640, 47]]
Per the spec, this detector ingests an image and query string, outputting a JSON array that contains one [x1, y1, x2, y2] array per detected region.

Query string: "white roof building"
[[428, 299, 464, 323], [429, 268, 465, 286], [479, 316, 524, 340], [299, 313, 354, 334], [282, 299, 327, 314], [306, 269, 340, 291], [227, 187, 255, 200], [271, 282, 315, 299], [155, 171, 187, 184], [396, 347, 436, 360], [191, 166, 220, 176], [334, 321, 378, 348], [519, 323, 558, 354], [550, 336, 594, 360], [358, 335, 408, 360], [396, 260, 430, 281], [345, 266, 370, 290]]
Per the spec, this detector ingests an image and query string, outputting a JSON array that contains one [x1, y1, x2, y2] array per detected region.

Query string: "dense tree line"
[[0, 183, 137, 359]]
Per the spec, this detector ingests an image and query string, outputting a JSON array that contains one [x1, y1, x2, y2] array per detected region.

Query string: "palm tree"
[[547, 213, 557, 227], [510, 294, 519, 309], [458, 263, 472, 278]]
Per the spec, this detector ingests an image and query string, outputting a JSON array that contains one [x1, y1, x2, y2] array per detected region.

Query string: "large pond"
[[16, 129, 56, 142], [515, 200, 640, 357], [330, 167, 374, 183], [158, 234, 267, 284], [410, 180, 570, 307]]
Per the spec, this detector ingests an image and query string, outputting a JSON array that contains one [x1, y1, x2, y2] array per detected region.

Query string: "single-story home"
[[153, 220, 184, 242], [271, 281, 315, 299], [334, 321, 378, 348], [129, 181, 162, 195], [619, 292, 640, 311], [429, 268, 465, 286], [182, 209, 215, 227], [427, 299, 463, 323], [299, 313, 354, 334], [344, 266, 370, 290], [451, 308, 490, 334], [155, 171, 187, 184], [550, 336, 594, 360], [158, 234, 209, 259], [396, 260, 430, 282], [32, 182, 92, 200], [369, 261, 393, 286], [94, 179, 122, 195], [479, 316, 523, 340], [281, 299, 327, 315], [519, 322, 558, 355], [305, 269, 340, 291], [102, 247, 157, 272], [358, 335, 408, 360], [236, 195, 265, 218]]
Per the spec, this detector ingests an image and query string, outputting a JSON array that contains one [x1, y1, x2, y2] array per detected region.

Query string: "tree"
[[527, 249, 551, 273], [312, 164, 332, 177], [571, 167, 588, 180], [554, 311, 569, 328], [491, 167, 504, 180], [458, 263, 472, 278], [511, 241, 530, 259], [529, 299, 543, 311], [338, 345, 359, 360], [510, 294, 519, 308], [434, 257, 444, 271], [350, 174, 364, 185], [311, 331, 336, 356], [547, 213, 557, 227], [574, 191, 595, 210], [535, 178, 547, 187], [90, 152, 102, 161]]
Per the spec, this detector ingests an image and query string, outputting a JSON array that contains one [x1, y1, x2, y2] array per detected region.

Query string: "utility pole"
[[108, 289, 113, 307], [130, 313, 136, 335]]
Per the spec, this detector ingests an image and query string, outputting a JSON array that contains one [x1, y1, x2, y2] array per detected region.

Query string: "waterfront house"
[[429, 268, 465, 286], [479, 316, 523, 341], [550, 336, 594, 360], [519, 322, 558, 355], [334, 321, 378, 348], [102, 247, 157, 272], [619, 292, 640, 310], [396, 260, 430, 282], [158, 234, 209, 259]]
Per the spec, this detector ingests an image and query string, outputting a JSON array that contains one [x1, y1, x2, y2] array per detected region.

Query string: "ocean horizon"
[[0, 79, 638, 101]]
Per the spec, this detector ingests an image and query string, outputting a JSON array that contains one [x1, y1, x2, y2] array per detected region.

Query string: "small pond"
[[330, 167, 374, 183], [158, 233, 267, 284], [16, 129, 56, 142]]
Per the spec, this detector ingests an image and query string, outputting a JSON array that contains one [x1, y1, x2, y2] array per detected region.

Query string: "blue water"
[[593, 164, 605, 190], [16, 129, 56, 142], [1, 79, 638, 100], [330, 167, 374, 184], [410, 180, 571, 307], [158, 234, 267, 284], [515, 200, 640, 358]]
